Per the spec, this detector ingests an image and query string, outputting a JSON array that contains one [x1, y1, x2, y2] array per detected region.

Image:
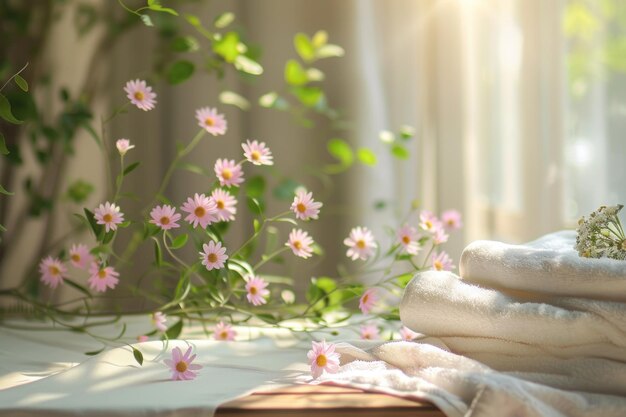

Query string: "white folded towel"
[[459, 230, 626, 301]]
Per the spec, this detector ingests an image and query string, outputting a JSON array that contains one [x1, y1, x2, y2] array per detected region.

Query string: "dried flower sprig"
[[575, 204, 626, 260]]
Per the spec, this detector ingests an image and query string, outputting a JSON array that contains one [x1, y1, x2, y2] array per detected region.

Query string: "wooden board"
[[216, 384, 445, 417]]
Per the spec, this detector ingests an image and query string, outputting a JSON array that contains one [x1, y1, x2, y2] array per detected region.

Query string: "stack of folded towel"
[[321, 231, 626, 417]]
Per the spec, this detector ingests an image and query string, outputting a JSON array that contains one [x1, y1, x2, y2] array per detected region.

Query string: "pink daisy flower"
[[137, 335, 149, 343], [344, 226, 377, 261], [164, 346, 202, 381], [88, 263, 120, 293], [210, 189, 237, 222], [38, 256, 67, 289], [69, 243, 93, 269], [441, 209, 463, 230], [431, 251, 455, 271], [200, 241, 228, 271], [115, 139, 134, 156], [286, 229, 315, 259], [291, 190, 322, 221], [307, 340, 340, 379], [94, 202, 124, 233], [214, 159, 244, 187], [359, 288, 377, 314], [213, 321, 237, 341], [419, 210, 441, 233], [195, 107, 227, 136], [242, 139, 274, 166], [124, 79, 157, 111], [152, 312, 167, 332], [397, 224, 420, 255], [150, 204, 182, 230], [433, 227, 449, 245], [360, 324, 380, 340], [245, 275, 270, 306], [181, 193, 218, 229], [400, 326, 419, 341]]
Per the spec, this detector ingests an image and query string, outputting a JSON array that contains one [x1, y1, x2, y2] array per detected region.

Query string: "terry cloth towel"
[[459, 230, 626, 301]]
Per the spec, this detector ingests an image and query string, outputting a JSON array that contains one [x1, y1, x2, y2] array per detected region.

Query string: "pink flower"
[[94, 202, 124, 233], [164, 346, 202, 381], [359, 288, 377, 314], [181, 193, 218, 229], [400, 326, 419, 341], [344, 226, 377, 261], [213, 321, 236, 341], [210, 189, 237, 222], [286, 229, 314, 259], [115, 139, 135, 156], [360, 324, 380, 340], [242, 139, 273, 166], [69, 243, 93, 269], [431, 251, 455, 271], [150, 204, 182, 230], [152, 312, 167, 332], [38, 256, 67, 289], [291, 190, 322, 221], [214, 159, 244, 187], [195, 107, 227, 136], [419, 210, 441, 233], [433, 228, 449, 245], [441, 210, 463, 230], [88, 263, 120, 292], [200, 241, 228, 271], [245, 275, 269, 306], [307, 340, 340, 379], [137, 335, 149, 343], [397, 225, 420, 255], [124, 79, 157, 111]]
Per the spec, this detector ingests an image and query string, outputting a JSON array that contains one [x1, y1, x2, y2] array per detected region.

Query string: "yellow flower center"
[[622, 239, 626, 251], [175, 361, 188, 373], [434, 260, 443, 271], [222, 169, 232, 180], [402, 236, 410, 245], [208, 253, 218, 263], [293, 240, 302, 250], [316, 354, 327, 367], [425, 220, 432, 229], [194, 207, 206, 217], [160, 216, 170, 225], [216, 200, 225, 209], [220, 330, 229, 340], [251, 150, 261, 161], [356, 239, 366, 249], [49, 265, 60, 275], [103, 213, 113, 223], [98, 269, 107, 279], [250, 286, 258, 295], [362, 294, 369, 304], [71, 254, 80, 263], [447, 219, 454, 226], [134, 91, 144, 101], [205, 117, 215, 126], [297, 203, 306, 213]]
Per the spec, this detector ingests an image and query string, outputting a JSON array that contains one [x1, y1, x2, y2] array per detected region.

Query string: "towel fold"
[[459, 230, 626, 301]]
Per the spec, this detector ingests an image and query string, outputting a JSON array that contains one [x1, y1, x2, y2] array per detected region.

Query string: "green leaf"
[[85, 347, 106, 356], [213, 32, 240, 62], [14, 75, 28, 92], [0, 94, 22, 124], [0, 224, 6, 232], [285, 59, 308, 86], [0, 132, 8, 155], [219, 91, 250, 110], [273, 178, 300, 200], [167, 60, 195, 85], [132, 348, 144, 366], [153, 238, 163, 267], [140, 14, 154, 26], [234, 55, 263, 75], [246, 175, 266, 198], [327, 138, 354, 166], [185, 14, 201, 27], [399, 125, 415, 139], [148, 4, 178, 15], [247, 196, 264, 215], [391, 144, 410, 160], [177, 162, 211, 177], [258, 92, 288, 110], [214, 12, 235, 28], [291, 86, 323, 107], [165, 320, 183, 339], [170, 234, 188, 249], [171, 36, 199, 52], [0, 184, 9, 197], [85, 208, 102, 236], [253, 218, 261, 233], [123, 161, 140, 176], [316, 44, 345, 59], [306, 68, 324, 82], [294, 33, 315, 62], [312, 31, 328, 48], [357, 147, 377, 166], [67, 180, 94, 204]]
